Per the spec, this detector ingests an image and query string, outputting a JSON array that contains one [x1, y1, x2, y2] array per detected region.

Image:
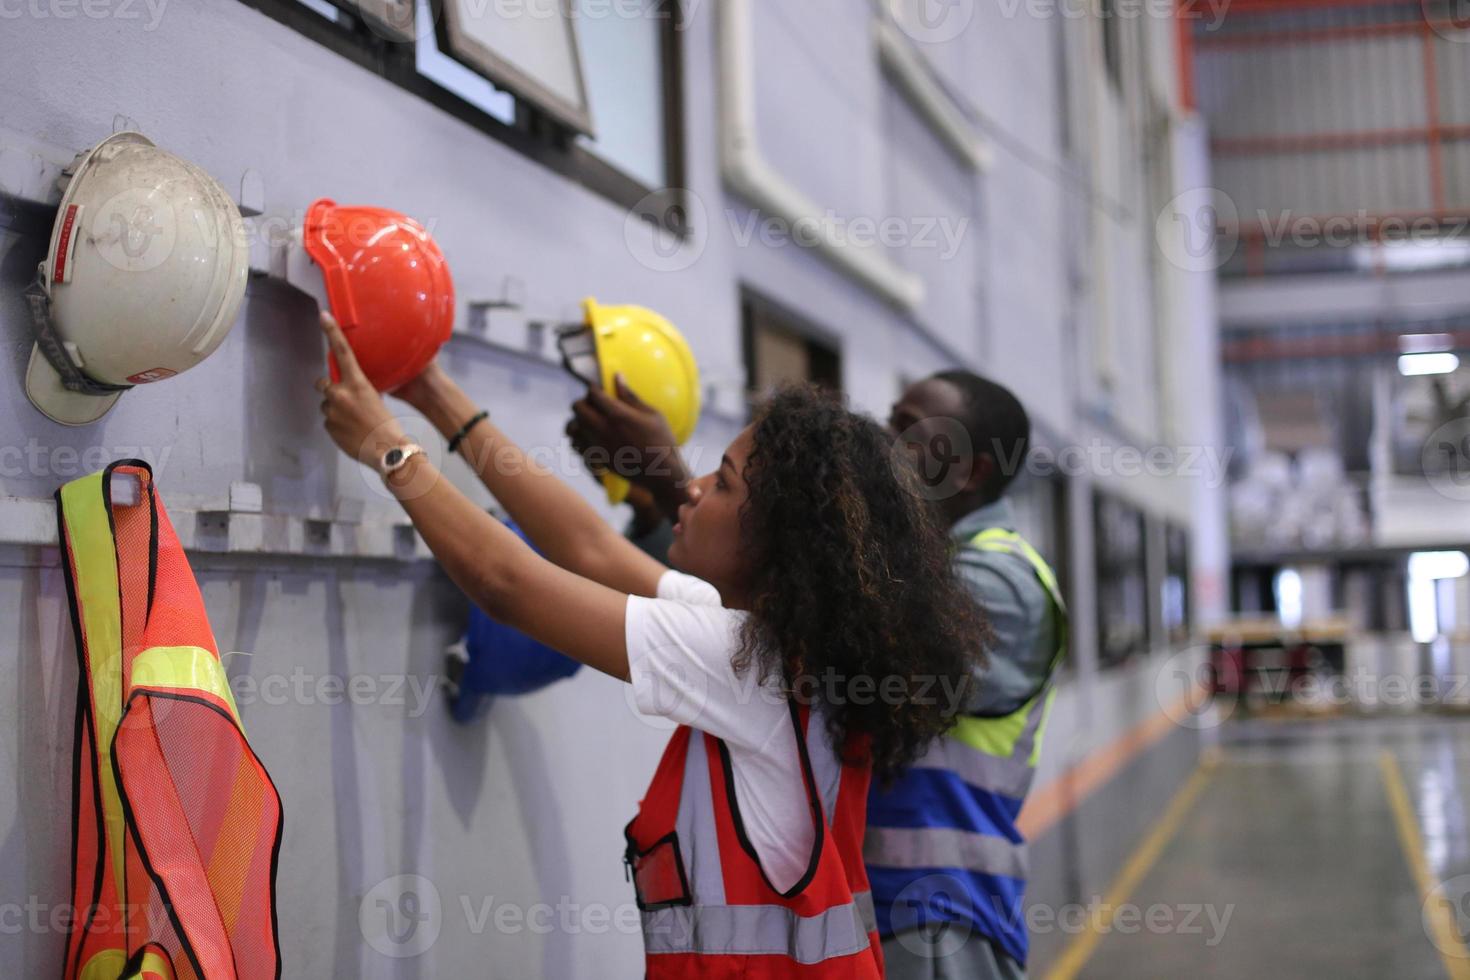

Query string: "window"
[[575, 0, 674, 189], [741, 291, 842, 403], [1094, 491, 1148, 668], [243, 0, 685, 217], [1162, 522, 1191, 645], [435, 0, 593, 134], [1009, 471, 1072, 667], [1010, 472, 1070, 602]]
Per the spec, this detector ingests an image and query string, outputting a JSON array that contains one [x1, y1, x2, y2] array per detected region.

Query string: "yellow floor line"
[[1041, 755, 1219, 980], [1379, 750, 1470, 980]]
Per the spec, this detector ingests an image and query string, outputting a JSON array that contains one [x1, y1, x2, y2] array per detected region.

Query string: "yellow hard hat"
[[559, 298, 701, 504]]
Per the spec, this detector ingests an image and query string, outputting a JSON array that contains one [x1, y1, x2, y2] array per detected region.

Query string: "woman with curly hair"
[[313, 313, 985, 978]]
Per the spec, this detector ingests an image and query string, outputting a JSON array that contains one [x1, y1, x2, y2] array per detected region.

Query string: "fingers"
[[314, 377, 331, 394], [566, 417, 589, 450], [584, 382, 619, 415], [320, 311, 367, 384], [614, 374, 650, 409], [571, 397, 606, 430]]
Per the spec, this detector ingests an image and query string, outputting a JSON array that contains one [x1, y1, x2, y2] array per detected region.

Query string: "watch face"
[[384, 447, 405, 468]]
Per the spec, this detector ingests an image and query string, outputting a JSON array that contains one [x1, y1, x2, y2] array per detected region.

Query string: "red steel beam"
[[1176, 0, 1197, 111], [1190, 0, 1420, 14], [1194, 18, 1467, 47], [1222, 328, 1470, 364], [1221, 208, 1470, 242], [1422, 13, 1448, 212], [1212, 125, 1470, 156]]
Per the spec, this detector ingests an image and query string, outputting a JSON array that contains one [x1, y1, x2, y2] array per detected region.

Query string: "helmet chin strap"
[[24, 270, 133, 397]]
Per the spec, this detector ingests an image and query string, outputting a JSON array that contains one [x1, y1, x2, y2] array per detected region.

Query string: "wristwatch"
[[378, 443, 426, 480]]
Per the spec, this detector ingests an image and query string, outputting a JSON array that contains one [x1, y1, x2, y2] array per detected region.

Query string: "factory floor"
[[1047, 713, 1470, 980]]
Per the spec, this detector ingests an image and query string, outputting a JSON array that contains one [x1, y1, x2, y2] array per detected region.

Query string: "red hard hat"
[[303, 198, 455, 392]]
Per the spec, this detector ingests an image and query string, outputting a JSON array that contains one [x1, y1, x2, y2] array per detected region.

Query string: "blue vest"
[[864, 528, 1068, 966]]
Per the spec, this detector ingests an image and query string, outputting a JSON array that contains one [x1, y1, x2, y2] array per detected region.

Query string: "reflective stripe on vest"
[[641, 894, 875, 962], [626, 705, 883, 978], [864, 526, 1068, 965], [57, 461, 283, 980]]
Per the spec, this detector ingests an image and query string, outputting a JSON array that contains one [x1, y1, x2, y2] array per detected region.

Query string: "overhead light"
[[1407, 551, 1469, 643], [1398, 352, 1460, 376], [1355, 239, 1470, 272], [1275, 567, 1303, 629], [1399, 333, 1455, 354], [1408, 551, 1470, 580]]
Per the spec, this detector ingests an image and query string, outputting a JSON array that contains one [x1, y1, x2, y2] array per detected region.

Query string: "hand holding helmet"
[[315, 312, 409, 466], [302, 199, 454, 394], [557, 298, 701, 505], [568, 375, 682, 483]]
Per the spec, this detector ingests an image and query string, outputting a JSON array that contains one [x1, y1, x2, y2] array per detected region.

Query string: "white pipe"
[[872, 19, 993, 173], [718, 0, 926, 311]]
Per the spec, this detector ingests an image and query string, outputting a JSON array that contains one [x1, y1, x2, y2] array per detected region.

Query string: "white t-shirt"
[[625, 570, 816, 893]]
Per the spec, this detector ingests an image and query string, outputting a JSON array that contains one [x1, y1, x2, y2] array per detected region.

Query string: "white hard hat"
[[25, 132, 248, 426]]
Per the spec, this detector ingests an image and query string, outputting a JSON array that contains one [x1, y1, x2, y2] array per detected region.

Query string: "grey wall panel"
[[1198, 37, 1427, 139], [1438, 34, 1470, 126], [1446, 142, 1470, 210], [1213, 146, 1435, 225]]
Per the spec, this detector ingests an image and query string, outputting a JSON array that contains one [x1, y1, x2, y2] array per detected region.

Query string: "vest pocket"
[[625, 831, 692, 911]]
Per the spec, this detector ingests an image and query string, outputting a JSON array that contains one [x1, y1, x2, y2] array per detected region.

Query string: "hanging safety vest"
[[624, 702, 884, 979], [863, 527, 1068, 967], [56, 461, 284, 980]]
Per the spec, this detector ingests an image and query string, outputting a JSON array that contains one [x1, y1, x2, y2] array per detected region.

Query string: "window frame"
[[237, 0, 688, 230], [1093, 489, 1150, 669], [739, 288, 844, 405]]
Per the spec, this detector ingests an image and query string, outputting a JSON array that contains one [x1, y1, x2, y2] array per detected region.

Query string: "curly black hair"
[[734, 384, 991, 783]]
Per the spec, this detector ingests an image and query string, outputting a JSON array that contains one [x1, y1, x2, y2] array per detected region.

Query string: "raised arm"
[[566, 376, 694, 523], [389, 353, 669, 598], [386, 451, 633, 680], [316, 312, 664, 602]]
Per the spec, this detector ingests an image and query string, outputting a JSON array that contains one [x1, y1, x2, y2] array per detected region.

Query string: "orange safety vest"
[[624, 703, 882, 979], [57, 461, 283, 980]]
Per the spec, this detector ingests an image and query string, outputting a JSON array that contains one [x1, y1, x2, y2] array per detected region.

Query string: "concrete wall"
[[0, 1, 1223, 975]]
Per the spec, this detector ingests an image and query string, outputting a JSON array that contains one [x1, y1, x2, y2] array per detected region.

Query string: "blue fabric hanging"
[[449, 519, 582, 722]]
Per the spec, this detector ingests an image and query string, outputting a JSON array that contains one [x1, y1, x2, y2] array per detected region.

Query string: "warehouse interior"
[[2, 0, 1469, 977]]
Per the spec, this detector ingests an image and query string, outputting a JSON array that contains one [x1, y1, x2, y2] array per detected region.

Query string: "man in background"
[[865, 371, 1067, 980]]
